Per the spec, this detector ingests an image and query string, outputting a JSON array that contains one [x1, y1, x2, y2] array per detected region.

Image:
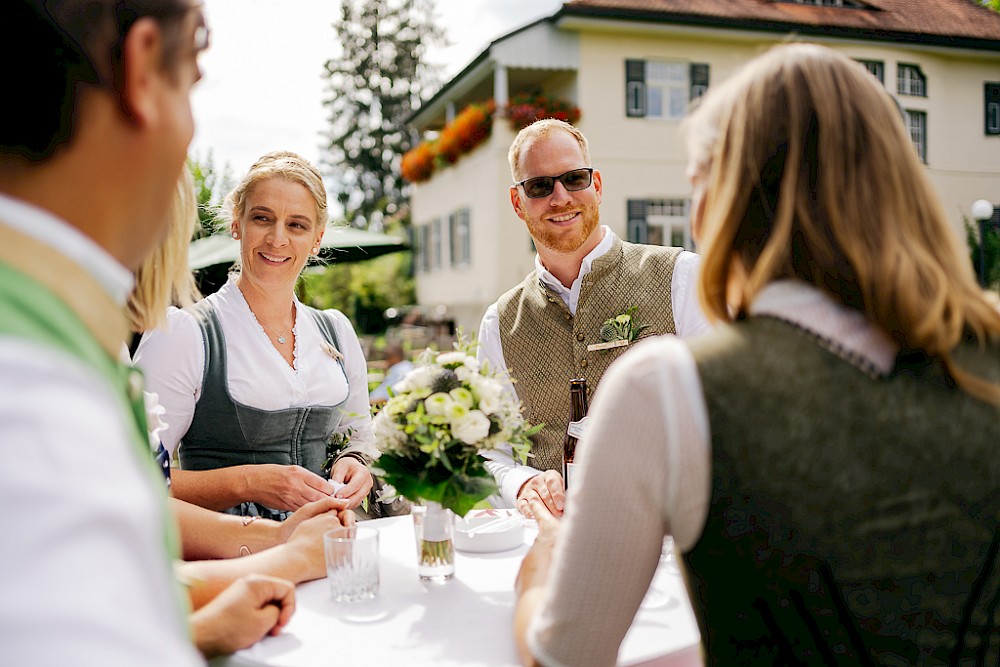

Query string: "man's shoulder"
[[619, 240, 685, 261], [496, 270, 541, 312]]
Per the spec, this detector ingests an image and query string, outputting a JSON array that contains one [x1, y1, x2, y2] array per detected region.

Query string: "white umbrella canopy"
[[188, 223, 408, 270]]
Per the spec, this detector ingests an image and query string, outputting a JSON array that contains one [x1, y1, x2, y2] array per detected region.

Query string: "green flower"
[[599, 306, 649, 343]]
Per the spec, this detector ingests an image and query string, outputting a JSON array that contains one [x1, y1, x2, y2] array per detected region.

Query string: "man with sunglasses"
[[0, 2, 294, 664], [477, 119, 711, 518]]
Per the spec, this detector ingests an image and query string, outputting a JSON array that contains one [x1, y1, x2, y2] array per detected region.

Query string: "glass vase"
[[411, 500, 455, 582]]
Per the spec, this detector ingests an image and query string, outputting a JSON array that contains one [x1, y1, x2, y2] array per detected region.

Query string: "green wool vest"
[[684, 315, 1000, 666], [497, 237, 680, 471]]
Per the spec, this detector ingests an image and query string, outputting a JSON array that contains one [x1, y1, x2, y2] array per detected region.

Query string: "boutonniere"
[[587, 306, 649, 352]]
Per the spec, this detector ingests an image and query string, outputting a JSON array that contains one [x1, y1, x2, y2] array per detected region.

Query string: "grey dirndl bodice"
[[179, 301, 349, 521]]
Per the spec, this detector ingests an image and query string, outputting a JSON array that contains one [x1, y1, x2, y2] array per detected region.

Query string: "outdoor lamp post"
[[972, 199, 995, 287]]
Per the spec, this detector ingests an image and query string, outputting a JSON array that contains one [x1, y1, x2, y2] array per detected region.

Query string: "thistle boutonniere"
[[587, 306, 649, 352]]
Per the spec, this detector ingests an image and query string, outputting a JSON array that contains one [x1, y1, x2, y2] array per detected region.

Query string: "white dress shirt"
[[477, 227, 714, 505], [527, 280, 899, 667], [0, 194, 203, 667], [134, 276, 377, 460]]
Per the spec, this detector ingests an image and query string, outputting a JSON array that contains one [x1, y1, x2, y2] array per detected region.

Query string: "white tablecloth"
[[212, 515, 702, 667]]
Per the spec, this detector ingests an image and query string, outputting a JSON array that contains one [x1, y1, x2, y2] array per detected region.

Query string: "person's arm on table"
[[172, 495, 350, 561], [190, 574, 296, 659], [170, 464, 337, 512], [514, 337, 711, 667], [180, 503, 354, 609]]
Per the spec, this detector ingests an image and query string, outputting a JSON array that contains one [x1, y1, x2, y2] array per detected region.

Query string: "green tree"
[[322, 0, 442, 230], [188, 150, 234, 238], [965, 216, 1000, 293], [983, 0, 1000, 12]]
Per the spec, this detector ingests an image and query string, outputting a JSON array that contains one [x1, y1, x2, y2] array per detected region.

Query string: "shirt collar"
[[750, 280, 898, 376], [0, 192, 134, 305], [535, 226, 616, 298]]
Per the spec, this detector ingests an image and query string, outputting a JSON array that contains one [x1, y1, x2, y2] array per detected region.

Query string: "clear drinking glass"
[[324, 526, 380, 602]]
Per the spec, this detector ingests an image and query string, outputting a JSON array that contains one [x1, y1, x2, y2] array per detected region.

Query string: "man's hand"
[[516, 470, 565, 520], [329, 457, 374, 509], [248, 464, 336, 512], [190, 574, 296, 659], [280, 504, 357, 583]]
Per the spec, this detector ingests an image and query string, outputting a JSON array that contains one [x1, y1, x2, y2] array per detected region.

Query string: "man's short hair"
[[507, 118, 592, 182], [1, 0, 196, 161]]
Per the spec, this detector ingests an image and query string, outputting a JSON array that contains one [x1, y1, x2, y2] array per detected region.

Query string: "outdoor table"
[[211, 515, 702, 667]]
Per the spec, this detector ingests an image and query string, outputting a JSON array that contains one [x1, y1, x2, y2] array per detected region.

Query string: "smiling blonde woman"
[[135, 151, 378, 521]]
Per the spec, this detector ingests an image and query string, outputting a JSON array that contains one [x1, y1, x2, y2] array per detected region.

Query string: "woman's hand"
[[248, 464, 336, 512], [516, 471, 566, 520], [190, 574, 296, 659], [279, 504, 358, 582], [329, 457, 374, 509], [279, 495, 351, 542]]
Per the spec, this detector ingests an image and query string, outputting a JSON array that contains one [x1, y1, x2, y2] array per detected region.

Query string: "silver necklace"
[[259, 314, 293, 344]]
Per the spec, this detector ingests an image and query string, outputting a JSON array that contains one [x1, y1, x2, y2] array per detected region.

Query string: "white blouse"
[[134, 277, 376, 459], [527, 280, 899, 667]]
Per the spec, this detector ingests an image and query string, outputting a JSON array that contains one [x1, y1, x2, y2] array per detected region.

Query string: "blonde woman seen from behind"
[[514, 43, 1000, 667]]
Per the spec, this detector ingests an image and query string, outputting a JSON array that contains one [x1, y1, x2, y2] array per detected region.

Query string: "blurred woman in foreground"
[[514, 43, 1000, 666]]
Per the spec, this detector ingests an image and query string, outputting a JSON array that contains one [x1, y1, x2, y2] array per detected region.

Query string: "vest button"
[[576, 332, 585, 342], [580, 359, 588, 368], [564, 314, 571, 321]]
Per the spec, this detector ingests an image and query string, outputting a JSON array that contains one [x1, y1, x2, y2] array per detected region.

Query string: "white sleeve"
[[527, 336, 711, 667], [0, 342, 202, 667], [671, 251, 714, 338], [133, 306, 204, 457], [328, 310, 377, 460], [477, 303, 542, 506]]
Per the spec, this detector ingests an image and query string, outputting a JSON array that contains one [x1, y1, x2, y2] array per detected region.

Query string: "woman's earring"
[[310, 246, 320, 256], [231, 231, 239, 240]]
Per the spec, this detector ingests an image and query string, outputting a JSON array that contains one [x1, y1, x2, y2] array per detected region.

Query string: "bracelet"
[[241, 515, 260, 527], [335, 451, 372, 467], [238, 545, 251, 557]]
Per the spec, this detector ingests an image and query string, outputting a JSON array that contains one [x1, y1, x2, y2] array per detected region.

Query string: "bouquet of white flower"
[[372, 338, 541, 518]]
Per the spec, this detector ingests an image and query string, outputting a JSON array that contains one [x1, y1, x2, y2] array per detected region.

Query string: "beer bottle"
[[563, 378, 589, 488]]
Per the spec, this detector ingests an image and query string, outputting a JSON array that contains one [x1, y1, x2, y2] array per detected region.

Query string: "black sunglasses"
[[515, 168, 594, 199]]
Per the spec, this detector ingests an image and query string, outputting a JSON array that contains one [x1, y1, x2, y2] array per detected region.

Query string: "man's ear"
[[510, 186, 527, 222], [592, 169, 603, 205], [119, 17, 164, 126]]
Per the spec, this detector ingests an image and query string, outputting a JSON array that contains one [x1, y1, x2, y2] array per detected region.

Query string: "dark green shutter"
[[627, 199, 648, 243], [626, 59, 646, 118], [690, 63, 709, 101]]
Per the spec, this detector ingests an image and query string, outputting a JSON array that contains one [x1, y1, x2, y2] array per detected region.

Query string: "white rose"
[[451, 409, 491, 444], [424, 392, 453, 417], [436, 351, 467, 366], [445, 402, 469, 421], [471, 377, 504, 415], [449, 387, 474, 408], [397, 365, 438, 393]]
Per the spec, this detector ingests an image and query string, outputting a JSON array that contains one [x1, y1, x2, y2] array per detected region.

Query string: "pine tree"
[[322, 0, 442, 229]]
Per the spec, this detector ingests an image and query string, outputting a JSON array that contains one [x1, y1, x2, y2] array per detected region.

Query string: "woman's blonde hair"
[[684, 42, 1000, 403], [126, 168, 201, 332]]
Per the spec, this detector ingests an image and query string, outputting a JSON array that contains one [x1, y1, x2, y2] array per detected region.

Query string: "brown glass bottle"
[[562, 378, 589, 488]]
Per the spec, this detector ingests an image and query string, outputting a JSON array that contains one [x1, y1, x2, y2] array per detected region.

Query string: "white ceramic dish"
[[454, 509, 525, 553]]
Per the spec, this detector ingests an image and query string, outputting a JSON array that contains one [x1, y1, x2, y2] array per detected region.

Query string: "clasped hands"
[[251, 458, 374, 512], [516, 470, 566, 521]]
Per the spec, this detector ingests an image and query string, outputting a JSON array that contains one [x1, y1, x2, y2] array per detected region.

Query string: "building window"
[[856, 59, 884, 84], [986, 82, 1000, 136], [414, 224, 429, 273], [897, 64, 926, 97], [449, 208, 471, 267], [429, 218, 442, 269], [627, 198, 693, 249], [626, 60, 710, 119], [903, 109, 927, 163]]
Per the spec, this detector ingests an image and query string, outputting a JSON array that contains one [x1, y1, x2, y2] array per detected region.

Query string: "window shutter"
[[690, 63, 710, 101], [627, 199, 648, 243], [986, 82, 1000, 136], [626, 59, 646, 118]]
